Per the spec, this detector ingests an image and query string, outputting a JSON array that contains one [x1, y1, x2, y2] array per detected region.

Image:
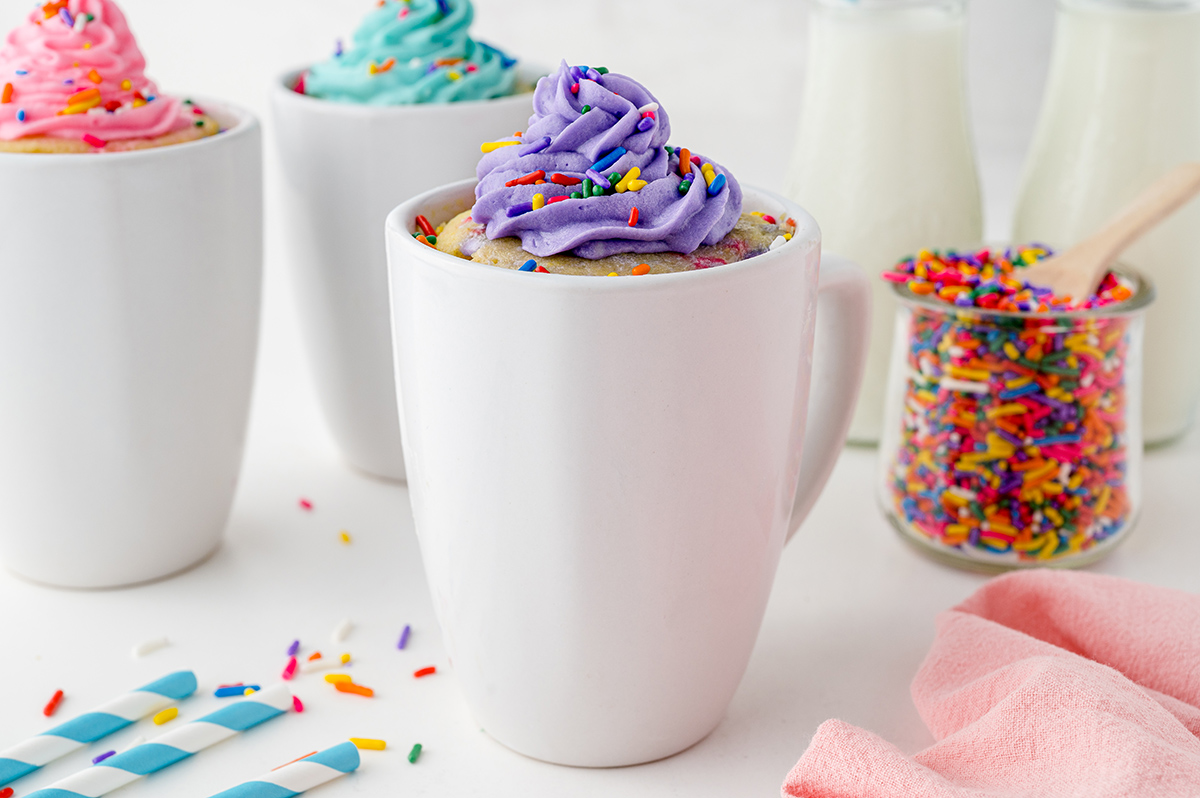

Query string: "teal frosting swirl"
[[305, 0, 518, 105]]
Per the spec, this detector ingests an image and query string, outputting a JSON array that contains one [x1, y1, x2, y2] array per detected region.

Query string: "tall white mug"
[[0, 103, 263, 589], [385, 180, 871, 766], [272, 71, 538, 480]]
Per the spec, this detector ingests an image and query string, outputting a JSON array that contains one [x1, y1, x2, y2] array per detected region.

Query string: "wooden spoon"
[[1020, 162, 1200, 301]]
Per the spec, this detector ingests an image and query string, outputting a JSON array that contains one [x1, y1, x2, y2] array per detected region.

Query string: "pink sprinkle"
[[282, 656, 298, 681], [82, 134, 106, 149], [299, 498, 313, 511], [294, 72, 307, 95], [466, 64, 477, 73], [761, 215, 777, 225], [571, 82, 579, 94], [398, 7, 409, 17], [881, 271, 909, 283], [292, 695, 304, 713]]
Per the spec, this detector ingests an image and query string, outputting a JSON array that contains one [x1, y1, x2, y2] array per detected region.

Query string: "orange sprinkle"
[[1, 83, 11, 104], [43, 689, 64, 717], [414, 666, 437, 678], [632, 264, 651, 276], [334, 682, 375, 697], [88, 70, 102, 85], [416, 234, 435, 248], [67, 87, 101, 106], [308, 651, 322, 661], [369, 57, 396, 75], [677, 148, 691, 178], [435, 58, 464, 67]]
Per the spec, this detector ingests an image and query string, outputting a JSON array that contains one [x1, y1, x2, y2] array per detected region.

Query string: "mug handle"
[[786, 253, 872, 543]]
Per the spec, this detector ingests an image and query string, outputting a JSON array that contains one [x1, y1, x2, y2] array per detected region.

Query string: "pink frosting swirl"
[[0, 0, 187, 142]]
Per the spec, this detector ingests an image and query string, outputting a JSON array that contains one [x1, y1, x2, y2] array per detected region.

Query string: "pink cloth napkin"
[[783, 570, 1200, 797]]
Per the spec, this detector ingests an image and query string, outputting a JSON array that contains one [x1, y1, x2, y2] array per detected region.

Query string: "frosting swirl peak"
[[471, 61, 742, 259], [305, 0, 517, 105], [0, 0, 187, 142]]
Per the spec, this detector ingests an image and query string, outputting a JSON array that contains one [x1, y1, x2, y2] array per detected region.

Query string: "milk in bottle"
[[788, 0, 983, 444], [1013, 0, 1200, 444]]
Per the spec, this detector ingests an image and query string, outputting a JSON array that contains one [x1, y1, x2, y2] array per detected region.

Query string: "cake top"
[[470, 61, 743, 260], [304, 0, 517, 105], [0, 0, 187, 143]]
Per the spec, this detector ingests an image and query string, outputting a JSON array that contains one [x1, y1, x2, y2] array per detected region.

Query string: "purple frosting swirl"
[[471, 61, 743, 259]]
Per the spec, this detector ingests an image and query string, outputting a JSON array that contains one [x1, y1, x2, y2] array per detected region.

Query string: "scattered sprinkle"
[[325, 674, 353, 684], [282, 657, 299, 681], [152, 707, 178, 726], [398, 625, 411, 650], [299, 498, 313, 511], [334, 682, 374, 697], [414, 666, 437, 678], [350, 738, 387, 750], [287, 639, 300, 657], [408, 743, 423, 764], [339, 530, 351, 544], [92, 750, 116, 765], [43, 689, 64, 717], [132, 637, 169, 658], [1, 83, 11, 104], [216, 685, 259, 698], [293, 695, 304, 713], [332, 618, 353, 643]]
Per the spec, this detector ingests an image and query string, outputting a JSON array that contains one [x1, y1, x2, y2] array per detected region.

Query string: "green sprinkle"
[[569, 192, 583, 199], [426, 235, 437, 245], [582, 178, 592, 196], [592, 185, 604, 197], [596, 66, 609, 74], [581, 105, 590, 114], [665, 145, 674, 154], [608, 172, 620, 184], [678, 181, 692, 194], [194, 120, 204, 127], [408, 743, 423, 764]]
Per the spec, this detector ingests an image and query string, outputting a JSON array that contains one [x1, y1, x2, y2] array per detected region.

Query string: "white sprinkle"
[[132, 637, 169, 658], [637, 102, 659, 114], [768, 235, 787, 252], [74, 15, 87, 33], [938, 377, 990, 394], [332, 618, 353, 643]]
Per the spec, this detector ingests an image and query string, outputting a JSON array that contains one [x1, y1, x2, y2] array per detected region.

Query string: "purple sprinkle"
[[93, 750, 116, 765], [286, 639, 300, 657], [517, 135, 551, 156], [506, 202, 534, 217], [398, 625, 411, 650], [569, 66, 584, 81], [636, 116, 655, 133], [59, 7, 74, 27], [63, 79, 73, 85], [585, 169, 611, 189], [585, 68, 601, 82], [436, 0, 450, 14], [335, 39, 343, 57]]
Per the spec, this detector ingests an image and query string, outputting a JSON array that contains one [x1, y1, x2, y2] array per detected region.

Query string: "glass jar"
[[878, 265, 1156, 571], [788, 0, 984, 444], [1013, 0, 1200, 445]]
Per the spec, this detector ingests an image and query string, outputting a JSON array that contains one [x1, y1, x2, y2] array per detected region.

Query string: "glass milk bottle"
[[1013, 0, 1200, 444], [787, 0, 984, 444]]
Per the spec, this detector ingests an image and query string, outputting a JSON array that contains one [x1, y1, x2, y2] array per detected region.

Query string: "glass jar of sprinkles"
[[878, 259, 1156, 571]]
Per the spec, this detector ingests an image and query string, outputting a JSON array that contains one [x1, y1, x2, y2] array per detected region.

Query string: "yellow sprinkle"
[[82, 42, 91, 49], [244, 687, 257, 695], [121, 79, 131, 90], [339, 530, 351, 544], [750, 211, 764, 218], [1003, 342, 1020, 360], [350, 738, 387, 750], [325, 674, 353, 684], [985, 403, 1027, 419], [627, 179, 648, 192], [531, 193, 545, 211], [132, 98, 146, 108], [783, 233, 792, 240], [948, 366, 990, 382], [615, 166, 641, 193], [340, 653, 351, 664], [153, 707, 178, 725], [608, 272, 618, 277], [480, 140, 519, 153], [448, 71, 461, 81]]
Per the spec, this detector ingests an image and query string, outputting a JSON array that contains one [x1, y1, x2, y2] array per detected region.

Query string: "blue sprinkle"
[[585, 169, 611, 189], [998, 383, 1038, 400], [506, 202, 534, 217], [437, 0, 450, 15], [334, 39, 343, 58], [590, 147, 626, 173], [1035, 434, 1082, 446], [518, 135, 551, 156], [500, 55, 517, 69], [15, 70, 28, 76], [706, 173, 727, 196], [16, 109, 26, 122], [519, 260, 537, 272], [637, 116, 655, 133]]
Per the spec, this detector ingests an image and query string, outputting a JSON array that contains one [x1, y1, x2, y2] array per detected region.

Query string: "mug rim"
[[385, 178, 822, 290], [272, 65, 545, 118], [0, 97, 260, 164]]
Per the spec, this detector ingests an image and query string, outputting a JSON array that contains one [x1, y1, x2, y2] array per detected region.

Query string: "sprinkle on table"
[[1, 787, 14, 798], [93, 750, 116, 765], [299, 498, 313, 511], [414, 666, 437, 678], [398, 625, 411, 650], [332, 618, 353, 643], [282, 656, 299, 681], [43, 689, 64, 717], [339, 530, 352, 545], [152, 707, 178, 725], [350, 738, 387, 750], [132, 637, 169, 658], [334, 682, 374, 697], [408, 743, 423, 764], [287, 639, 300, 657], [292, 695, 305, 713]]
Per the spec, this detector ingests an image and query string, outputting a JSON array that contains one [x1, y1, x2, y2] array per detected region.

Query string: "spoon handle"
[[1084, 162, 1200, 271]]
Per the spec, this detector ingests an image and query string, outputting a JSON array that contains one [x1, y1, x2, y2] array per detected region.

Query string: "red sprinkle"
[[292, 695, 305, 713], [549, 173, 581, 186], [761, 215, 777, 225], [415, 215, 436, 237], [504, 170, 546, 188], [282, 656, 298, 681], [103, 100, 122, 112], [81, 134, 106, 149], [547, 196, 570, 204], [43, 689, 64, 717], [628, 207, 639, 227], [570, 82, 579, 94], [534, 266, 550, 273], [1, 787, 14, 798], [293, 72, 307, 95], [414, 666, 437, 678], [299, 498, 313, 511]]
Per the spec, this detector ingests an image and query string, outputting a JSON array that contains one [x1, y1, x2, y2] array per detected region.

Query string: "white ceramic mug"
[[271, 71, 539, 480], [0, 103, 263, 589], [385, 180, 871, 766]]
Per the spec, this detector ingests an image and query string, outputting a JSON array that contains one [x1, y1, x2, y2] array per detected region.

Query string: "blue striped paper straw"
[[0, 671, 197, 787], [23, 684, 292, 798], [208, 742, 360, 797]]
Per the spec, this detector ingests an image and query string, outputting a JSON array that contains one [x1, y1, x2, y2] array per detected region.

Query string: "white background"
[[1, 2, 1197, 797]]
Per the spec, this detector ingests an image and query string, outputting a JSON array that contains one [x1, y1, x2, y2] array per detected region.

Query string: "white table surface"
[[2, 3, 1198, 794]]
